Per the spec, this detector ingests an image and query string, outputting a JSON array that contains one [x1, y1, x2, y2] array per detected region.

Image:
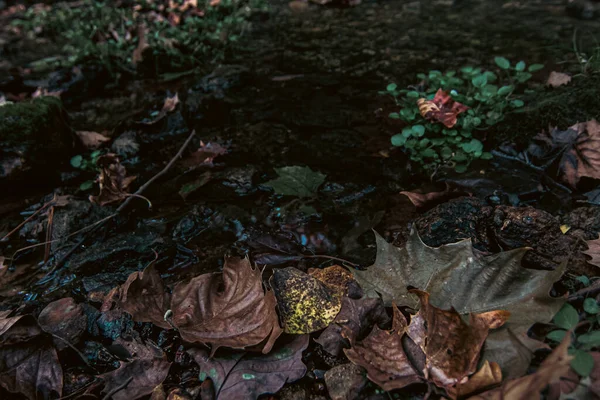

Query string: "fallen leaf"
[[178, 172, 212, 200], [546, 71, 572, 88], [270, 266, 343, 334], [315, 296, 390, 356], [179, 141, 228, 170], [417, 89, 469, 128], [100, 358, 171, 400], [352, 228, 566, 376], [132, 24, 149, 66], [583, 237, 600, 269], [118, 261, 172, 330], [262, 166, 326, 198], [400, 183, 462, 209], [189, 334, 308, 400], [140, 93, 180, 125], [469, 334, 573, 399], [324, 363, 368, 400], [171, 257, 282, 354], [455, 360, 503, 398], [345, 293, 507, 395], [307, 264, 355, 295], [89, 153, 137, 206], [38, 297, 87, 350], [560, 120, 600, 187], [76, 131, 110, 150], [0, 315, 63, 399]]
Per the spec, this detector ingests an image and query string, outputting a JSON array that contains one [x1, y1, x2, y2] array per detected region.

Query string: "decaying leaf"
[[100, 358, 171, 400], [171, 257, 282, 354], [315, 296, 390, 356], [0, 315, 63, 399], [37, 297, 87, 350], [180, 141, 228, 170], [89, 153, 137, 206], [118, 261, 172, 330], [270, 266, 346, 334], [546, 71, 572, 88], [583, 237, 600, 268], [417, 89, 469, 128], [189, 334, 309, 400], [262, 166, 326, 198], [454, 360, 503, 398], [353, 228, 566, 377], [469, 334, 573, 400], [140, 93, 180, 125], [345, 292, 506, 395], [400, 182, 462, 209], [76, 131, 110, 150]]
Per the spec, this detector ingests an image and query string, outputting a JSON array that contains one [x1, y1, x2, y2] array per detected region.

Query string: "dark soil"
[[1, 0, 600, 399]]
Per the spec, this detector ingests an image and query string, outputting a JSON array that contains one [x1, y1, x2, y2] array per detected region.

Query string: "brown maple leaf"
[[89, 154, 137, 206], [560, 120, 600, 187], [344, 291, 508, 396], [171, 256, 282, 354], [417, 89, 469, 128]]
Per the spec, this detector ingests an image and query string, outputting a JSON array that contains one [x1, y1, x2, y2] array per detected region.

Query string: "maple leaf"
[[417, 89, 469, 128], [469, 334, 572, 400], [171, 256, 282, 354], [344, 291, 508, 394], [270, 266, 351, 334], [189, 335, 309, 400], [89, 154, 137, 206], [352, 228, 566, 377], [262, 166, 326, 198]]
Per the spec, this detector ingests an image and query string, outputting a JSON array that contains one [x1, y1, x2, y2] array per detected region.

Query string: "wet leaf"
[[171, 257, 282, 354], [399, 183, 462, 209], [263, 166, 326, 198], [469, 334, 572, 399], [270, 266, 344, 334], [100, 358, 171, 400], [315, 296, 390, 356], [0, 315, 63, 399], [546, 71, 572, 88], [417, 89, 469, 128], [76, 131, 110, 150], [352, 228, 566, 377], [344, 292, 507, 393], [179, 141, 228, 170], [118, 261, 172, 330], [38, 297, 87, 350], [189, 334, 309, 400], [89, 154, 137, 206]]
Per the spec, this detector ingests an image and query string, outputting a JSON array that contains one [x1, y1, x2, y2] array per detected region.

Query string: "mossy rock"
[[493, 73, 600, 148], [0, 97, 73, 182]]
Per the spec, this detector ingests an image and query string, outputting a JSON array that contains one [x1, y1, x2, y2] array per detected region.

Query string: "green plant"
[[547, 296, 600, 377], [12, 0, 267, 75], [70, 149, 104, 191], [385, 57, 543, 172]]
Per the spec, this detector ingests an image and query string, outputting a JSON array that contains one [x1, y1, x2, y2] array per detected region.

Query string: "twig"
[[101, 377, 133, 400], [42, 130, 197, 276], [51, 333, 94, 370], [1, 199, 53, 241]]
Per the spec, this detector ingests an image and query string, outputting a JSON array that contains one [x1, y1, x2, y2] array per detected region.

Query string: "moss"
[[0, 97, 68, 143], [492, 73, 600, 147]]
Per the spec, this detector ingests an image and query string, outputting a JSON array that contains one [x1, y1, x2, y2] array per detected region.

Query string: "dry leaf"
[[171, 257, 282, 354], [584, 237, 600, 268], [140, 93, 180, 125], [400, 183, 462, 209], [132, 24, 149, 66], [179, 141, 228, 170], [76, 131, 110, 150], [469, 334, 573, 400], [560, 120, 600, 187], [89, 154, 137, 206], [38, 297, 87, 350], [455, 360, 503, 398], [100, 358, 171, 400], [417, 89, 469, 128], [546, 71, 572, 88]]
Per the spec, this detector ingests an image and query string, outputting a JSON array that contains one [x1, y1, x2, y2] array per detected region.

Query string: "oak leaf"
[[189, 334, 308, 400], [171, 256, 282, 354], [417, 89, 469, 128]]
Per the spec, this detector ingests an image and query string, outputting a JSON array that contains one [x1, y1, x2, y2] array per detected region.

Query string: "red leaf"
[[417, 89, 469, 128]]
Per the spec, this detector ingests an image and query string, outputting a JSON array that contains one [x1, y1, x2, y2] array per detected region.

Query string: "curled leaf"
[[417, 89, 469, 128]]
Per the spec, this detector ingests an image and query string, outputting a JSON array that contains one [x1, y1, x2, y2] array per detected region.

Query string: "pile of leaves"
[[3, 225, 597, 399], [11, 0, 267, 76]]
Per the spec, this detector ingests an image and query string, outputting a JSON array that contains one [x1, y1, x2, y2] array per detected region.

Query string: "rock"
[[0, 97, 73, 187], [324, 363, 367, 400]]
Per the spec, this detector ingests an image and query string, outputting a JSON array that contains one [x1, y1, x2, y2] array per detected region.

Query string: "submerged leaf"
[[263, 166, 326, 198]]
